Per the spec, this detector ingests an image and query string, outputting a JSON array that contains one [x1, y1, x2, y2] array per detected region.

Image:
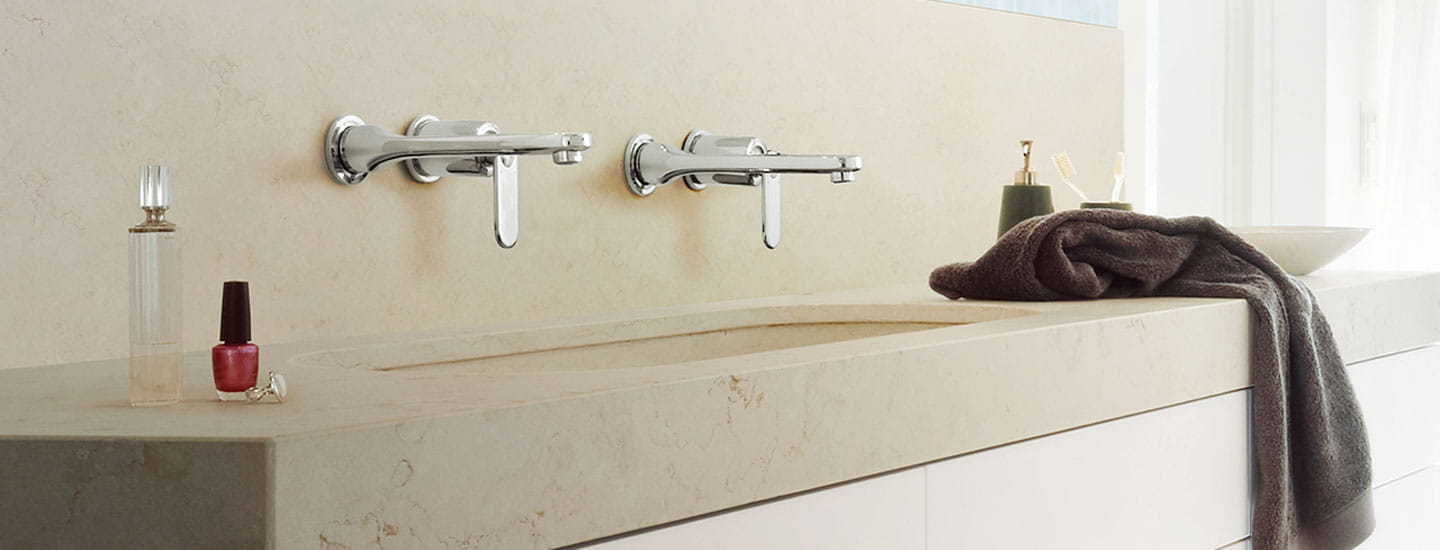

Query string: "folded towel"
[[930, 210, 1373, 550]]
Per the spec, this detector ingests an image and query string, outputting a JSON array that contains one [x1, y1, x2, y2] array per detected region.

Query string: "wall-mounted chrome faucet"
[[623, 131, 862, 248], [323, 115, 592, 248]]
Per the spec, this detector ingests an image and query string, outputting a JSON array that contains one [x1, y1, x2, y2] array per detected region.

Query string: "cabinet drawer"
[[925, 391, 1252, 549], [1357, 466, 1440, 549], [585, 468, 925, 550], [1222, 465, 1440, 550], [1349, 345, 1440, 485]]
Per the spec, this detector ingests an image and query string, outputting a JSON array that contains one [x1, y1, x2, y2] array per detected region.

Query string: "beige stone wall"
[[0, 1, 1121, 368]]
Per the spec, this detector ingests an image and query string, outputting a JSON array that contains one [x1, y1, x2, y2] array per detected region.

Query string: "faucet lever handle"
[[761, 174, 781, 249], [493, 155, 519, 248]]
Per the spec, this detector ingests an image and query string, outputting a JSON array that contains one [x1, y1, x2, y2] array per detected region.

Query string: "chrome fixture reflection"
[[324, 115, 592, 248], [623, 131, 862, 249]]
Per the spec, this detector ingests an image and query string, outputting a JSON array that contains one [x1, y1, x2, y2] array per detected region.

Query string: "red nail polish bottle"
[[212, 281, 259, 401]]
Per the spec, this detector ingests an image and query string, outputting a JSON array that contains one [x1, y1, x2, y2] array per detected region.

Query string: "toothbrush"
[[1049, 152, 1089, 201], [1110, 152, 1126, 202]]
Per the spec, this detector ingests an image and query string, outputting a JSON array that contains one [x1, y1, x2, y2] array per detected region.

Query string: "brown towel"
[[930, 210, 1373, 550]]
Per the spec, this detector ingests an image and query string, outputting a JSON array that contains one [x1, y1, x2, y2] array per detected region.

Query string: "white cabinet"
[[1357, 466, 1440, 549], [1348, 346, 1440, 485], [924, 391, 1252, 550], [585, 468, 924, 550], [1217, 465, 1440, 550]]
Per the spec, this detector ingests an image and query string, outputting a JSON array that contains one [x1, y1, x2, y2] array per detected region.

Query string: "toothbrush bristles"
[[1051, 153, 1076, 181], [1050, 152, 1089, 202]]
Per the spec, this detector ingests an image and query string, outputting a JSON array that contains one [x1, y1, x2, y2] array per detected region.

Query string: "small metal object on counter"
[[245, 372, 287, 403], [997, 139, 1055, 238], [324, 115, 593, 248], [623, 131, 862, 249]]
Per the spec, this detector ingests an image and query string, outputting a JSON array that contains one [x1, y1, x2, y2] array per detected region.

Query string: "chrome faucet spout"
[[328, 118, 591, 185], [636, 145, 862, 186], [379, 133, 591, 164]]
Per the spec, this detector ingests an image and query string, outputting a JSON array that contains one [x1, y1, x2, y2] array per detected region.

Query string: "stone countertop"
[[3, 271, 1438, 549]]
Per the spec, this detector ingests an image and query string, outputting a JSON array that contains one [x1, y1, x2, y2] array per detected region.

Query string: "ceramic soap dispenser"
[[996, 140, 1055, 238]]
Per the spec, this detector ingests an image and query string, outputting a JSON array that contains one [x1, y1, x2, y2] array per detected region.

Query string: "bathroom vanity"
[[2, 271, 1437, 549]]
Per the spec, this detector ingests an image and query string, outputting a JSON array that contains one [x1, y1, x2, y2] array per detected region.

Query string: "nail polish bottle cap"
[[220, 281, 251, 344]]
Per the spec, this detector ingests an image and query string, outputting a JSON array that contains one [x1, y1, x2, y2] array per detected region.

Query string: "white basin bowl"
[[1228, 226, 1370, 275]]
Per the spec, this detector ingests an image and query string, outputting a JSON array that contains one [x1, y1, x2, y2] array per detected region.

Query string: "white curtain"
[[1342, 0, 1440, 270]]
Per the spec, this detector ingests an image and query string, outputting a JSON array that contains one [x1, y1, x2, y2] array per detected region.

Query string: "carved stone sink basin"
[[288, 303, 1035, 375]]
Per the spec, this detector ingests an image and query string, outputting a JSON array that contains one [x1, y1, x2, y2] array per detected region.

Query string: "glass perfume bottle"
[[129, 165, 182, 406]]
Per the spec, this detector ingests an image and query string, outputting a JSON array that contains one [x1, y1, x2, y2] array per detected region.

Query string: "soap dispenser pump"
[[996, 140, 1055, 238]]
